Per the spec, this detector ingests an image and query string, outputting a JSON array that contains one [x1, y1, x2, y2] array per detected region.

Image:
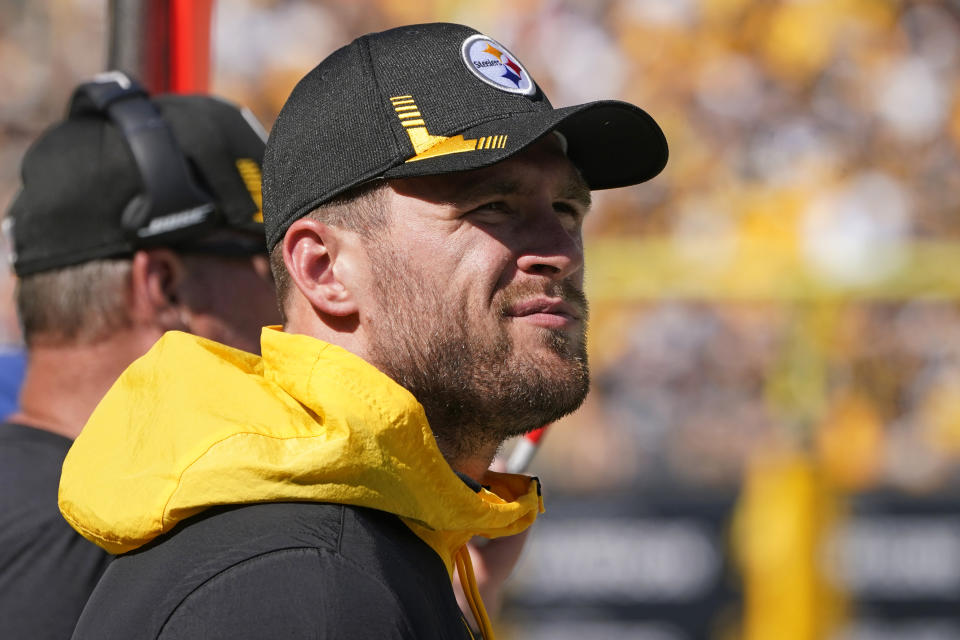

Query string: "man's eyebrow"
[[558, 180, 592, 209], [455, 177, 592, 209], [454, 178, 523, 203]]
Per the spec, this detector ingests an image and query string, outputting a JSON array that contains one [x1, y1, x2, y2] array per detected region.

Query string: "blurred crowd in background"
[[4, 0, 958, 497], [4, 1, 960, 637]]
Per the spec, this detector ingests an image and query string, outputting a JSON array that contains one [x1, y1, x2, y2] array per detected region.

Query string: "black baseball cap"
[[7, 72, 268, 277], [262, 22, 668, 250]]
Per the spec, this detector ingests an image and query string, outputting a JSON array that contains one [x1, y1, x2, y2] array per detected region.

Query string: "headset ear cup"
[[121, 195, 151, 239]]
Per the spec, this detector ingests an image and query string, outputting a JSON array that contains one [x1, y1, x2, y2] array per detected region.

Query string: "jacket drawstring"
[[454, 544, 495, 640]]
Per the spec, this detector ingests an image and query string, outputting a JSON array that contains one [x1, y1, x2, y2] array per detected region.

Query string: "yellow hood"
[[59, 327, 543, 572]]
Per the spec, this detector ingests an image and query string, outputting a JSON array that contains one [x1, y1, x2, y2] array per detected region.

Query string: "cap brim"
[[382, 100, 668, 189]]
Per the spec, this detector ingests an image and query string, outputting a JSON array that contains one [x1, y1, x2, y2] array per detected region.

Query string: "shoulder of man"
[[72, 502, 474, 640], [0, 421, 112, 640]]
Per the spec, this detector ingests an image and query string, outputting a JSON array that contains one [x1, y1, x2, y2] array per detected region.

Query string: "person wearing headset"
[[0, 73, 279, 639]]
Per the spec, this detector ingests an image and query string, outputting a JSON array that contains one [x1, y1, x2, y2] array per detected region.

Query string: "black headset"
[[67, 71, 220, 246]]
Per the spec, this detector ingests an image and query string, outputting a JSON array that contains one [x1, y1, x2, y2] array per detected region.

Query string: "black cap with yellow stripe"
[[7, 72, 268, 276], [263, 22, 668, 251]]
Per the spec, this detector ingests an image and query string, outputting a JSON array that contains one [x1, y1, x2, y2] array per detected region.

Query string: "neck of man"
[[445, 441, 501, 484], [9, 329, 160, 440]]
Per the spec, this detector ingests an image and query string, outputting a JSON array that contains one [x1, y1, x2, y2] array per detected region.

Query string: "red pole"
[[143, 0, 169, 91], [108, 0, 213, 94], [168, 0, 213, 93]]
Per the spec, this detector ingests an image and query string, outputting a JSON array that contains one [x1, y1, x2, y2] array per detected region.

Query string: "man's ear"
[[282, 218, 359, 317], [130, 248, 188, 332]]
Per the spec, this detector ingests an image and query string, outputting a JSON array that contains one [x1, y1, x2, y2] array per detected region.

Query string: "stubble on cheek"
[[365, 244, 590, 462]]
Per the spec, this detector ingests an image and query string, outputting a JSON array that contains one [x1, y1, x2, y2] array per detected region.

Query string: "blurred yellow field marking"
[[585, 238, 960, 302]]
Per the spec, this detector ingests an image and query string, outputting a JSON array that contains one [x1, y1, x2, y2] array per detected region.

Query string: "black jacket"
[[72, 502, 476, 639], [0, 423, 110, 639]]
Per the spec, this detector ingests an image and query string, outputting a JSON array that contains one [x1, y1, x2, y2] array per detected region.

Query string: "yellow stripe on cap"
[[389, 94, 508, 162], [235, 158, 263, 223]]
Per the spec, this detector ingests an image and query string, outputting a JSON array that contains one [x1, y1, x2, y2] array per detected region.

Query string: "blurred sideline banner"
[[827, 491, 960, 640], [502, 484, 960, 640], [503, 491, 741, 640]]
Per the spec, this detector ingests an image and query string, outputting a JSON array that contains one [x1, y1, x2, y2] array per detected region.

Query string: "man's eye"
[[554, 202, 584, 225], [471, 201, 511, 218]]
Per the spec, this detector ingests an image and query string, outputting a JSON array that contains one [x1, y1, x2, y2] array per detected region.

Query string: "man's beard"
[[365, 246, 590, 465]]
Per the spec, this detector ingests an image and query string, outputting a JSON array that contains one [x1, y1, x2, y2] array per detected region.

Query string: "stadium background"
[[2, 1, 960, 638]]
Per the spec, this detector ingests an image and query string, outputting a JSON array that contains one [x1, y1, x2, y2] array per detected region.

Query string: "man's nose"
[[515, 210, 584, 281]]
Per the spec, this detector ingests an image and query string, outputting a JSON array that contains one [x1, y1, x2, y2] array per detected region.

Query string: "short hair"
[[269, 181, 389, 321], [16, 258, 133, 346]]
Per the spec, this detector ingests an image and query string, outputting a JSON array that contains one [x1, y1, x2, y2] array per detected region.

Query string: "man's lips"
[[506, 297, 583, 328]]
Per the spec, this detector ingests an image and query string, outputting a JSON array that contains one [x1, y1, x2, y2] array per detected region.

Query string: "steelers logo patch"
[[461, 34, 535, 96]]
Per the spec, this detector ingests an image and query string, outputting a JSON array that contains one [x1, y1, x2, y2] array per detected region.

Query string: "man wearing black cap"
[[0, 73, 279, 639], [62, 24, 667, 640]]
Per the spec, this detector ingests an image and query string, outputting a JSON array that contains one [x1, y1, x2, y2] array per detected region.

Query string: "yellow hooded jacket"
[[59, 327, 543, 637]]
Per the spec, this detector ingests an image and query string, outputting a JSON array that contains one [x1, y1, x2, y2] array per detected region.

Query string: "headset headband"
[[68, 71, 219, 245]]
